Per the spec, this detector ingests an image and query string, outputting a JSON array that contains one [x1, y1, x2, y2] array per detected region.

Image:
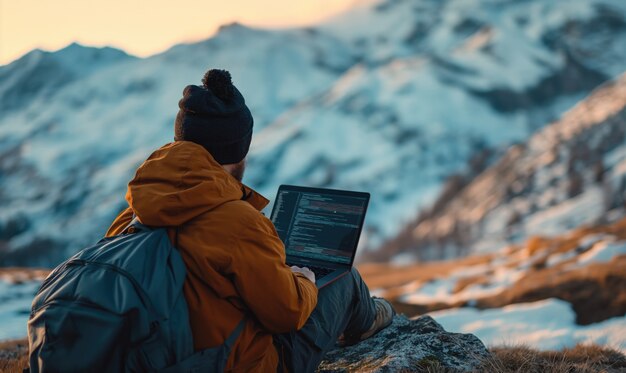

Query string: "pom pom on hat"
[[202, 69, 235, 101]]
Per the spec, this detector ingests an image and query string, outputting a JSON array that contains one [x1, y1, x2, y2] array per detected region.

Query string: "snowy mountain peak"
[[0, 43, 133, 114], [215, 21, 260, 36], [1, 0, 626, 266], [53, 42, 133, 67]]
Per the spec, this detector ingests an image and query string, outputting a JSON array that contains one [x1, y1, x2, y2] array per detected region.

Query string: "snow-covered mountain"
[[379, 72, 626, 262], [2, 0, 626, 265], [0, 25, 352, 265], [0, 43, 134, 114]]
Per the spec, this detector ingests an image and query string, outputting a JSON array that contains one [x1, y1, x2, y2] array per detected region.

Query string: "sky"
[[0, 0, 357, 65]]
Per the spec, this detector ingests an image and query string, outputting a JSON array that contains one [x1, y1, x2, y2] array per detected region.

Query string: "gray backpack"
[[27, 219, 245, 372]]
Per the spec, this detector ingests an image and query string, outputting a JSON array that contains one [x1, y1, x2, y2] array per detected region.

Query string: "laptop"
[[270, 185, 370, 288]]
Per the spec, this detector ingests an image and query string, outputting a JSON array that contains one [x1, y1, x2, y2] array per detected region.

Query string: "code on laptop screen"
[[270, 188, 368, 265]]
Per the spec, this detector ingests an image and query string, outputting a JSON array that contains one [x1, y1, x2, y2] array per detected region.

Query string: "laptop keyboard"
[[288, 263, 333, 279], [309, 265, 333, 278]]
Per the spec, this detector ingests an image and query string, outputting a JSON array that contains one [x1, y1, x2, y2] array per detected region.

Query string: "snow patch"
[[430, 298, 626, 353], [575, 240, 626, 266]]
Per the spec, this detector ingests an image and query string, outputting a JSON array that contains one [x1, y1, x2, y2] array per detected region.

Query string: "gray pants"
[[273, 268, 376, 373]]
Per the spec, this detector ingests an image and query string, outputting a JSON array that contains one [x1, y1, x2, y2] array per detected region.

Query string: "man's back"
[[106, 141, 318, 372], [103, 70, 394, 373]]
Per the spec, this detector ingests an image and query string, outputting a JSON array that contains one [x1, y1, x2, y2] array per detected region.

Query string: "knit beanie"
[[174, 69, 253, 165]]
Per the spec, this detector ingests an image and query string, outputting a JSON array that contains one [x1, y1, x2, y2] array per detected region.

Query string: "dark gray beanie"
[[174, 69, 253, 165]]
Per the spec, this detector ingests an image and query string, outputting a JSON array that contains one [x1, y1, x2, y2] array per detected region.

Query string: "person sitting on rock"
[[106, 68, 395, 373]]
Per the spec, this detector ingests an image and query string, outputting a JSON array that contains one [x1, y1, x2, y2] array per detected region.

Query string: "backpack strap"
[[223, 317, 247, 350], [158, 318, 247, 373]]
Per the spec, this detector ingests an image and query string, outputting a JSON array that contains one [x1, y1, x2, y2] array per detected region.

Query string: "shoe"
[[360, 296, 396, 340], [337, 297, 396, 346]]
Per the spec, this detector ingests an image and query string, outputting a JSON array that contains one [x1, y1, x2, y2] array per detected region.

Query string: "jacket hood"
[[126, 141, 268, 227]]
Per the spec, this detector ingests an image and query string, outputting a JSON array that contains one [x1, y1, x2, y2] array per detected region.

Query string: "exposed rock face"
[[318, 315, 490, 372]]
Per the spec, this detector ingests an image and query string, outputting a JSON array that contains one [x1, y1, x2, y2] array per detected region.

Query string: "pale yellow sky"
[[0, 0, 357, 65]]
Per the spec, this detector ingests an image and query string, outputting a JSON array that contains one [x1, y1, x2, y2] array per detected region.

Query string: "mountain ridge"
[[375, 72, 626, 261], [2, 0, 626, 265]]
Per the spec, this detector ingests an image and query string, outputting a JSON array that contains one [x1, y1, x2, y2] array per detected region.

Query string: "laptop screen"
[[270, 185, 370, 265]]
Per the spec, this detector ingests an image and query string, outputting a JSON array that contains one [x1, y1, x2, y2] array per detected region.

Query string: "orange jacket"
[[106, 141, 318, 372]]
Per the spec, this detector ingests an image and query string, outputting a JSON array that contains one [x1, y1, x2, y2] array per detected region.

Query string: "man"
[[106, 69, 394, 372]]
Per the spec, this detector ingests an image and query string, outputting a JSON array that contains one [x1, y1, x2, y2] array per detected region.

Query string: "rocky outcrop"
[[318, 315, 490, 372]]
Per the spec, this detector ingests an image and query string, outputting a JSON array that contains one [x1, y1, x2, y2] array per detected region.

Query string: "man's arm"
[[228, 207, 318, 333]]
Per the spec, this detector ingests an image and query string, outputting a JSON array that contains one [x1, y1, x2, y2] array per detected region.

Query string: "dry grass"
[[2, 339, 625, 372], [452, 274, 491, 294], [388, 255, 626, 324], [357, 253, 493, 293], [476, 255, 626, 325], [526, 217, 626, 258], [404, 344, 626, 373], [525, 236, 554, 257], [0, 267, 49, 284], [476, 344, 626, 373], [362, 218, 626, 325], [0, 339, 28, 373]]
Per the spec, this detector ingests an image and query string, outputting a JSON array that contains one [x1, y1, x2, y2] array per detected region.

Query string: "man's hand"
[[290, 266, 316, 284]]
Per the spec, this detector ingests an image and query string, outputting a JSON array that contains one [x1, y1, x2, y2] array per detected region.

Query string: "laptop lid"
[[270, 185, 370, 268]]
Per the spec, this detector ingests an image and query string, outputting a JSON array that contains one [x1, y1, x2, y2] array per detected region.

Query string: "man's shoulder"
[[220, 198, 263, 215], [204, 199, 271, 229], [181, 200, 276, 256]]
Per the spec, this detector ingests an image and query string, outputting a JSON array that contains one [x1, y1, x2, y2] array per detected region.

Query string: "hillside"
[[2, 0, 626, 265], [376, 72, 626, 262], [360, 217, 626, 352], [1, 218, 625, 350]]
